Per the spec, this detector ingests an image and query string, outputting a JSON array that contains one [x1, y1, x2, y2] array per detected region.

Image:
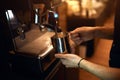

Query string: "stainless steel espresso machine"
[[1, 0, 69, 80]]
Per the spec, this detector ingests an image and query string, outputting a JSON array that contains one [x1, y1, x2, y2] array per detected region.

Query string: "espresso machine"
[[1, 0, 70, 80]]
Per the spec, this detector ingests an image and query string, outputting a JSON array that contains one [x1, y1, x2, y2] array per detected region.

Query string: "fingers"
[[55, 54, 72, 68], [55, 54, 66, 59], [70, 32, 79, 38], [55, 53, 73, 59], [70, 33, 84, 45], [70, 33, 79, 41]]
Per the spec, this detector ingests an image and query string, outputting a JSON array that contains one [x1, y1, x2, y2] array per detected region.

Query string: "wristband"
[[78, 58, 85, 67]]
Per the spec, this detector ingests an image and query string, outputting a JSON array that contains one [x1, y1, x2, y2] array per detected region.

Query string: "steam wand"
[[54, 15, 59, 37]]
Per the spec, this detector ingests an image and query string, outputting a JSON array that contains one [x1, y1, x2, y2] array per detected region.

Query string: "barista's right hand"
[[70, 27, 95, 46], [55, 53, 81, 68]]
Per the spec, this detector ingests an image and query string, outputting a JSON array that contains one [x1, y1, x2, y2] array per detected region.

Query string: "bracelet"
[[78, 58, 85, 67]]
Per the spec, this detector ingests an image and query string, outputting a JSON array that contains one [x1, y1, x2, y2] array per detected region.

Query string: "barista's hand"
[[55, 53, 81, 68], [70, 27, 95, 45], [69, 38, 76, 54]]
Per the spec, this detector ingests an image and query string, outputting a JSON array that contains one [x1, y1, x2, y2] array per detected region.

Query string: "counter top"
[[16, 31, 54, 58], [13, 24, 55, 57]]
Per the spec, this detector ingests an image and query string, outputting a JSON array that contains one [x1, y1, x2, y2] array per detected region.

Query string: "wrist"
[[93, 27, 101, 38], [78, 58, 85, 68], [94, 27, 105, 38]]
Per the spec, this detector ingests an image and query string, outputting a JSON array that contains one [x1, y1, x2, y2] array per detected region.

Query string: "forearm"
[[80, 59, 120, 80], [94, 27, 114, 39]]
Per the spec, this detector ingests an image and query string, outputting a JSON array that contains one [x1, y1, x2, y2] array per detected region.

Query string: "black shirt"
[[109, 0, 120, 68]]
